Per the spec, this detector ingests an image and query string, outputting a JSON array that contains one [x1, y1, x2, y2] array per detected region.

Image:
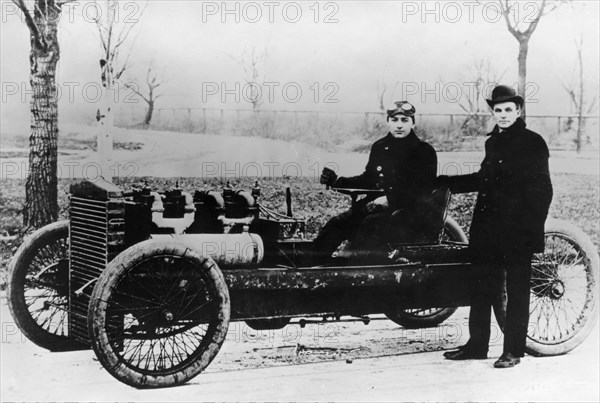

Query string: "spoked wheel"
[[494, 219, 599, 356], [7, 220, 81, 351], [89, 240, 230, 388], [386, 216, 466, 328]]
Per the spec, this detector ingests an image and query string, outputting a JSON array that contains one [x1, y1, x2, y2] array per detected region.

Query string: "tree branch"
[[586, 96, 597, 115], [457, 103, 470, 114], [561, 84, 579, 109], [124, 82, 150, 103], [95, 19, 108, 53], [56, 0, 78, 6], [125, 59, 166, 105], [523, 0, 546, 37], [499, 1, 521, 39], [13, 0, 45, 49]]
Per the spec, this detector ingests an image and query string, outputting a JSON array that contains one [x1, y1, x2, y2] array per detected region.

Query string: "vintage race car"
[[7, 178, 599, 388]]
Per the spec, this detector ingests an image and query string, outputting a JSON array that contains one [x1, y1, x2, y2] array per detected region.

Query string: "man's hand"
[[365, 196, 388, 213], [371, 195, 388, 207], [320, 167, 338, 187]]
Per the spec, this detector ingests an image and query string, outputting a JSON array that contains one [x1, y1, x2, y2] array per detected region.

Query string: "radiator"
[[69, 179, 124, 344]]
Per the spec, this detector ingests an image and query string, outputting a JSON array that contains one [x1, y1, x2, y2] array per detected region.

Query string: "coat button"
[[385, 146, 389, 150], [377, 166, 382, 171], [379, 173, 384, 177], [499, 159, 504, 164]]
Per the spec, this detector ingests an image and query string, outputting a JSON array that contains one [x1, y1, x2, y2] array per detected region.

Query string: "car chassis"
[[7, 178, 599, 388]]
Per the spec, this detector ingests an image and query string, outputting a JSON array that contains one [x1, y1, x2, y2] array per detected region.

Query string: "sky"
[[1, 0, 599, 123]]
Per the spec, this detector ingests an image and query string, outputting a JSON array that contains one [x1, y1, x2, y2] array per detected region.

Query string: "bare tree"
[[562, 33, 599, 153], [376, 80, 399, 113], [230, 47, 268, 110], [376, 80, 387, 113], [451, 59, 506, 135], [498, 0, 566, 119], [374, 57, 399, 113], [91, 0, 145, 179], [125, 60, 166, 125], [12, 0, 76, 228]]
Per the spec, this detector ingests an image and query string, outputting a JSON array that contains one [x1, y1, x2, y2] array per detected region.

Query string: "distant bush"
[[117, 107, 599, 152]]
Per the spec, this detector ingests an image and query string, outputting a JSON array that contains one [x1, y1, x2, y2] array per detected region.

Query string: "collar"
[[488, 117, 526, 136], [385, 130, 419, 146]]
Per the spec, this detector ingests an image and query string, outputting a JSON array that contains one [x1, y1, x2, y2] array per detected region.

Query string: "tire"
[[494, 218, 599, 356], [7, 220, 82, 351], [442, 216, 468, 244], [386, 216, 467, 328], [245, 317, 291, 330], [88, 240, 230, 388]]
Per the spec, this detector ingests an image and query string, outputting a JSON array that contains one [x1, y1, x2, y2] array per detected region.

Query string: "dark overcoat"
[[336, 131, 437, 211], [447, 118, 553, 256]]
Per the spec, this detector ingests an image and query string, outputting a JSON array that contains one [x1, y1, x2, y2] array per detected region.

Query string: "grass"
[[1, 172, 598, 290]]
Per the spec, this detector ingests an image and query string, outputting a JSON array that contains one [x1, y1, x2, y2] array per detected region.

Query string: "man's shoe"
[[443, 348, 487, 360], [493, 353, 521, 368]]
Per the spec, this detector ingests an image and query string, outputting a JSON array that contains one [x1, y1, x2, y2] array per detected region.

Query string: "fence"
[[116, 106, 600, 152]]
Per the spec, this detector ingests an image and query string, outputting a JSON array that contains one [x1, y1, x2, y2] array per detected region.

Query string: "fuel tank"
[[150, 233, 264, 267]]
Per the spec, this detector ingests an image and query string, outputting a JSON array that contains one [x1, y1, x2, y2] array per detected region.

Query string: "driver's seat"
[[388, 187, 451, 245]]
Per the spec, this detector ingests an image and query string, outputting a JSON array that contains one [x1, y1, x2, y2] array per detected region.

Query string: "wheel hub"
[[549, 280, 565, 299], [163, 310, 174, 323]]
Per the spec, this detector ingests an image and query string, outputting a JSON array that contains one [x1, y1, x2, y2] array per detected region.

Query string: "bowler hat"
[[386, 101, 416, 117], [486, 85, 524, 108]]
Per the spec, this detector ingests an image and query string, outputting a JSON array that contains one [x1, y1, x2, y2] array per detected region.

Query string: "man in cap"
[[438, 85, 553, 368], [314, 101, 437, 259]]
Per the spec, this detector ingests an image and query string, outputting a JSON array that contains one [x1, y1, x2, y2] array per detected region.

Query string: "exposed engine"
[[124, 180, 264, 243]]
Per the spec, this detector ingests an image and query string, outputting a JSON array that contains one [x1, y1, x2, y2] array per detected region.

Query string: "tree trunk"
[[517, 38, 529, 120], [576, 112, 583, 153], [97, 86, 115, 181], [576, 44, 584, 153], [23, 3, 61, 228], [144, 101, 154, 125]]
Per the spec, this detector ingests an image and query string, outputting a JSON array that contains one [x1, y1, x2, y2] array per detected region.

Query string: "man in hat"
[[314, 101, 437, 258], [438, 85, 553, 368]]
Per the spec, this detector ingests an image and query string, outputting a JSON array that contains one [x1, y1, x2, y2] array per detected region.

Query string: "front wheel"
[[385, 216, 466, 328], [494, 219, 599, 356], [7, 221, 82, 351], [88, 240, 230, 388]]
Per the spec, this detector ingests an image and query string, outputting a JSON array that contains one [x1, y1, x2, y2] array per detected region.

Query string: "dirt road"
[[2, 126, 598, 180], [1, 294, 598, 402]]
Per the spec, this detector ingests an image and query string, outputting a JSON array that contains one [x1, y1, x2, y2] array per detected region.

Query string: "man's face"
[[387, 115, 414, 138], [492, 101, 521, 129]]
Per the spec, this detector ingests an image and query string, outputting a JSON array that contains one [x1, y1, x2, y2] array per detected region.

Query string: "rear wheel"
[[494, 219, 599, 356], [386, 216, 466, 328], [7, 221, 82, 351], [88, 240, 230, 388]]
